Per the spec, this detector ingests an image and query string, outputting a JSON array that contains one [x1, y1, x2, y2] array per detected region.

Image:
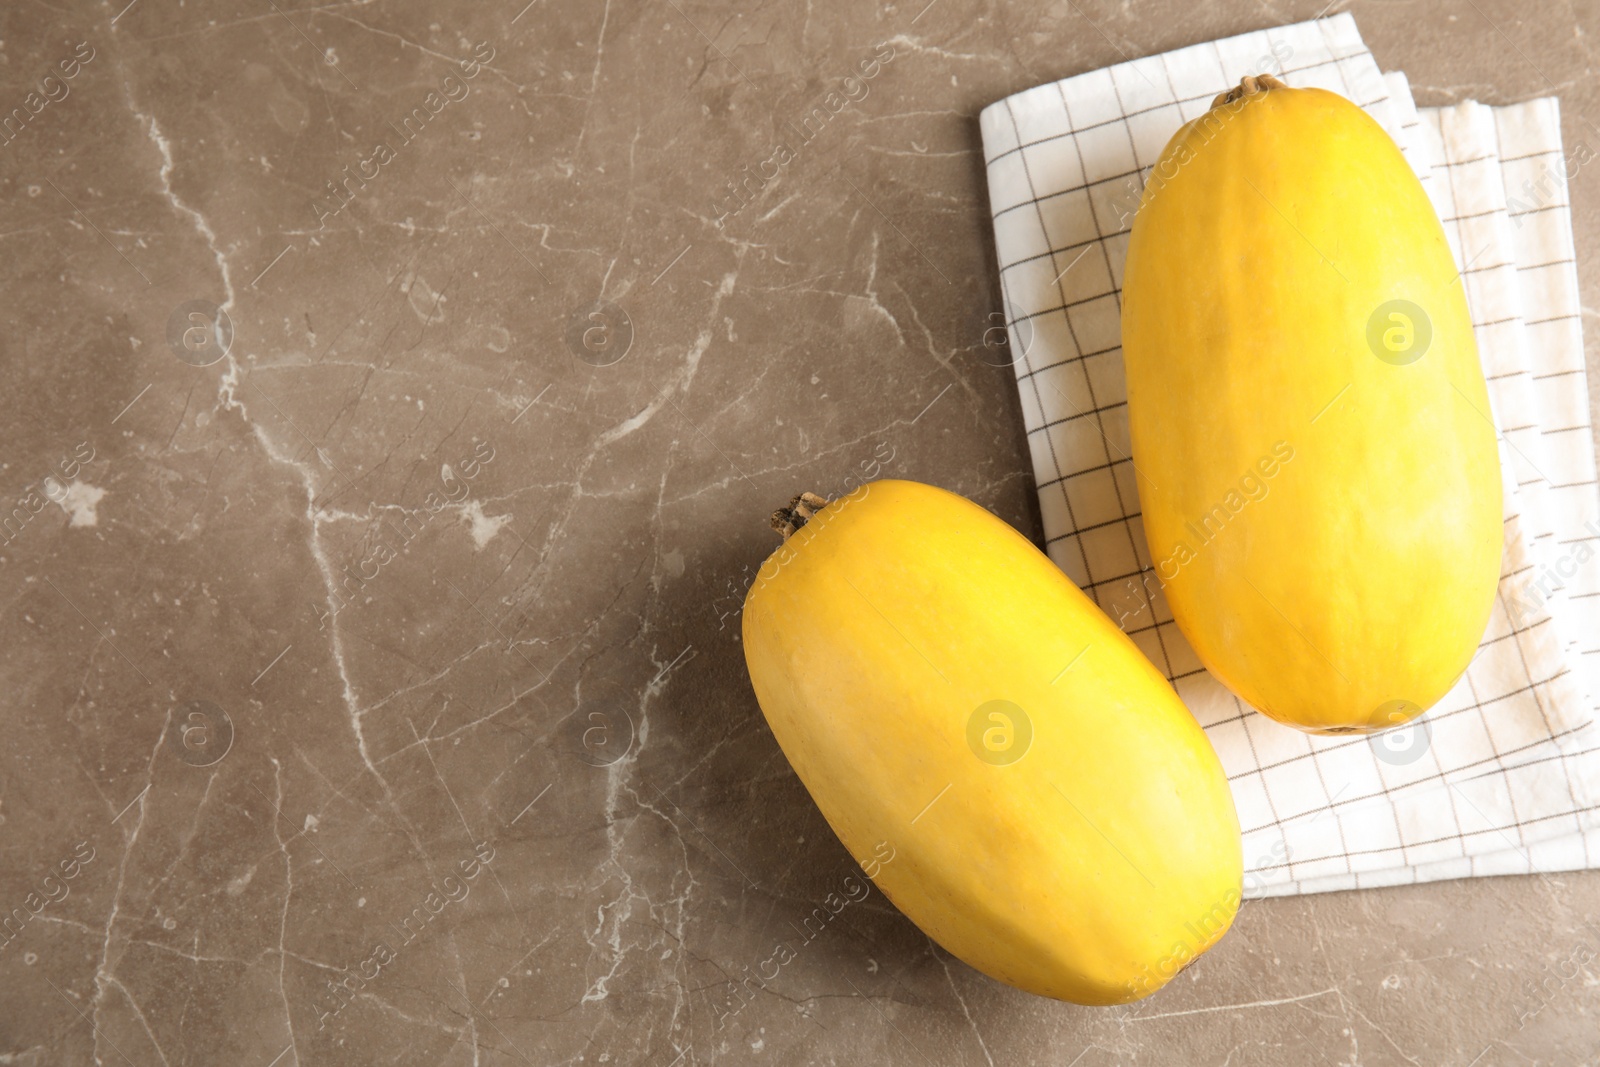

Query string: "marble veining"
[[1, 0, 1598, 1064]]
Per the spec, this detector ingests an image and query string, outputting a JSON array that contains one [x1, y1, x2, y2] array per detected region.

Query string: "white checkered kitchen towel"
[[978, 14, 1600, 895]]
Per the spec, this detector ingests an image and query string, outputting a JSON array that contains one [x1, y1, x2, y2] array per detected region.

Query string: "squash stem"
[[1211, 73, 1287, 109], [770, 492, 829, 540]]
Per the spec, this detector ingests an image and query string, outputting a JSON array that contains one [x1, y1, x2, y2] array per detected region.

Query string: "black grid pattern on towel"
[[979, 17, 1600, 896]]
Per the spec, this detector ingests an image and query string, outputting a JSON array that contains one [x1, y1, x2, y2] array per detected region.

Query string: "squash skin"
[[742, 480, 1242, 1005], [1121, 86, 1502, 733]]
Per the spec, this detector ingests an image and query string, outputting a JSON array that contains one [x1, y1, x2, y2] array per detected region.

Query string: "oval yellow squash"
[[742, 480, 1242, 1004], [1121, 77, 1502, 733]]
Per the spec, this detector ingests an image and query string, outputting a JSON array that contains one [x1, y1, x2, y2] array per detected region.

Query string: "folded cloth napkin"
[[978, 14, 1600, 896]]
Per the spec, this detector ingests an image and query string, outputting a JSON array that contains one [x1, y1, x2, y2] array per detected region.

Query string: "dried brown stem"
[[1211, 73, 1288, 109], [770, 492, 829, 540]]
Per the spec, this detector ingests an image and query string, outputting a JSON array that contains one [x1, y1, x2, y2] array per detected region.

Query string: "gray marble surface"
[[2, 1, 1598, 1064]]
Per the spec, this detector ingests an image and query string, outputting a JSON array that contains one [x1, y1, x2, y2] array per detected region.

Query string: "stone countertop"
[[1, 1, 1597, 1064]]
